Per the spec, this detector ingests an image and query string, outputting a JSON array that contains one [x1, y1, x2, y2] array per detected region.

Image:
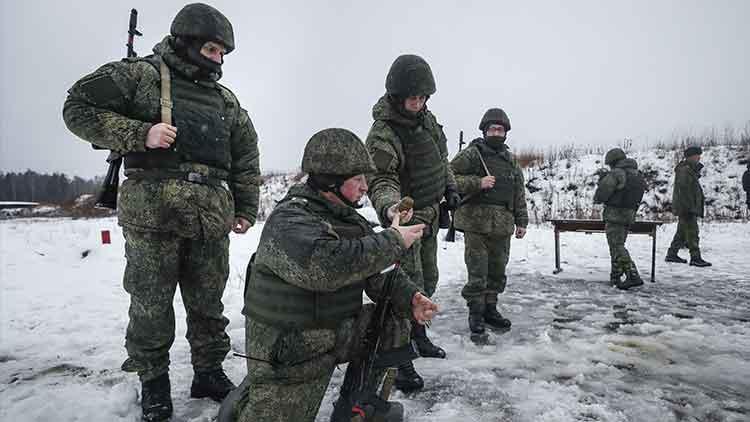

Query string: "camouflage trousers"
[[121, 228, 230, 382], [401, 228, 439, 297], [461, 231, 511, 306], [668, 215, 701, 257], [232, 305, 410, 422], [605, 222, 638, 280]]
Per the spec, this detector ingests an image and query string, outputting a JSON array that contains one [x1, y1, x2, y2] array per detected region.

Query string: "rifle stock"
[[94, 9, 141, 210]]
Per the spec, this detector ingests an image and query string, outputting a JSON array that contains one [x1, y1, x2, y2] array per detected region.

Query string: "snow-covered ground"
[[1, 217, 749, 422]]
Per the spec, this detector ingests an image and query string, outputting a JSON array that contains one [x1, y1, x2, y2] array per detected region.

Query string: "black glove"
[[445, 187, 461, 211]]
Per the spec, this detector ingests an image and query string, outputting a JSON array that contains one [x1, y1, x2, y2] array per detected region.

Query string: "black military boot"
[[141, 373, 173, 422], [665, 250, 688, 263], [190, 368, 236, 402], [616, 267, 644, 290], [689, 254, 712, 267], [484, 304, 512, 330], [332, 361, 404, 421], [412, 322, 446, 359], [393, 361, 424, 392], [468, 303, 486, 334]]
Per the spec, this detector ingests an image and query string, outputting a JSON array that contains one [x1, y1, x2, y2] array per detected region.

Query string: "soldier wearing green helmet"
[[594, 148, 647, 290], [450, 107, 528, 335], [365, 54, 458, 391], [222, 128, 437, 422], [62, 3, 260, 421]]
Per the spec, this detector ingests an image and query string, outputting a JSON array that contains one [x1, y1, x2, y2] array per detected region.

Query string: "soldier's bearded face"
[[340, 174, 368, 203], [404, 95, 427, 113]]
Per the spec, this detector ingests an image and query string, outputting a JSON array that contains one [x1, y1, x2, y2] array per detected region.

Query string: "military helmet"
[[479, 108, 512, 132], [604, 148, 627, 165], [302, 128, 376, 176], [171, 3, 235, 53], [385, 54, 436, 97]]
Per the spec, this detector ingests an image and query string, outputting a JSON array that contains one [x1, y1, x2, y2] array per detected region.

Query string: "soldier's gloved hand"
[[145, 123, 178, 149], [445, 187, 461, 211], [515, 226, 527, 239], [391, 212, 424, 249], [233, 217, 252, 234], [411, 292, 438, 324], [386, 202, 413, 224]]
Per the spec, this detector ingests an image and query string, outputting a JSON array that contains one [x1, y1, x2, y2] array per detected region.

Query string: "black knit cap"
[[684, 146, 703, 158]]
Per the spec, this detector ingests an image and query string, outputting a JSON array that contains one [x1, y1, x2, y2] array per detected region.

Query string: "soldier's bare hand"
[[411, 292, 438, 324], [480, 176, 496, 190], [391, 212, 424, 249], [145, 123, 177, 149], [233, 217, 252, 234], [515, 226, 527, 239], [387, 203, 413, 224]]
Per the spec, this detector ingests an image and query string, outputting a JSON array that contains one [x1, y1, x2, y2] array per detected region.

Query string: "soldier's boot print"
[[617, 265, 644, 291], [141, 373, 173, 422], [665, 249, 688, 263], [689, 253, 712, 267], [411, 321, 446, 359], [190, 368, 235, 402], [394, 361, 424, 393], [484, 304, 512, 330]]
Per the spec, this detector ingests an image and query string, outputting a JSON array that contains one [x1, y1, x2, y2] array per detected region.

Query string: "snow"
[[2, 216, 748, 422]]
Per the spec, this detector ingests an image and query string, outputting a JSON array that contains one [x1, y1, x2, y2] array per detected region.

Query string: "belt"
[[127, 170, 229, 190]]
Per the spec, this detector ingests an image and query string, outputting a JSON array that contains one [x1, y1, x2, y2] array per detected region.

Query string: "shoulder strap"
[[159, 59, 173, 125]]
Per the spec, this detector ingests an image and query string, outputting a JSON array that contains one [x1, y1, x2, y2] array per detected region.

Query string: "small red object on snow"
[[101, 230, 111, 244]]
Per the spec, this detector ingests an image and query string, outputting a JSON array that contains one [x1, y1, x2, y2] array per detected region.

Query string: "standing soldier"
[[365, 54, 459, 391], [593, 148, 647, 290], [450, 108, 528, 335], [223, 128, 437, 422], [62, 4, 261, 421], [665, 146, 711, 267]]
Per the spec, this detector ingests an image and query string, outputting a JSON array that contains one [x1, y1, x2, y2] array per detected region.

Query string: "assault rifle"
[[94, 9, 142, 209]]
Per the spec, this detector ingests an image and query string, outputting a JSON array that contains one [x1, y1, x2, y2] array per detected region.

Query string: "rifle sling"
[[159, 59, 173, 126]]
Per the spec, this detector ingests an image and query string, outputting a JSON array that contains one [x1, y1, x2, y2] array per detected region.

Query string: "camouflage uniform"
[[63, 15, 260, 386], [451, 138, 528, 310], [668, 159, 705, 260], [226, 129, 419, 421], [593, 150, 646, 288]]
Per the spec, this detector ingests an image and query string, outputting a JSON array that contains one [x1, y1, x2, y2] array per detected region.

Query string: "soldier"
[[665, 146, 711, 267], [221, 128, 437, 422], [365, 54, 459, 390], [743, 162, 750, 209], [450, 108, 528, 335], [62, 4, 260, 421], [593, 148, 647, 290]]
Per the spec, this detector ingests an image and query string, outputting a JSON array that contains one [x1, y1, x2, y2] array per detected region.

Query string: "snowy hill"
[[258, 145, 750, 223]]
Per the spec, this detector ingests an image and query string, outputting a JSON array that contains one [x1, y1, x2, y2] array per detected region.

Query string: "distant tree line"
[[0, 170, 101, 203]]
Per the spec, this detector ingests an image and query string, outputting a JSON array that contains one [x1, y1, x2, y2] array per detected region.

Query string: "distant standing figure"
[[665, 146, 711, 267], [743, 162, 750, 208], [593, 148, 647, 290]]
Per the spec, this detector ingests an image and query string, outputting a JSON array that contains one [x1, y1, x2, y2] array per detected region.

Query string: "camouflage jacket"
[[671, 160, 705, 218], [365, 95, 457, 230], [450, 139, 528, 234], [594, 158, 639, 225], [63, 36, 260, 238], [244, 182, 420, 320], [743, 169, 750, 193]]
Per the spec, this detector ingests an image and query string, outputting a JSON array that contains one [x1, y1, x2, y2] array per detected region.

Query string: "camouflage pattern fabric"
[[366, 95, 456, 297], [234, 183, 417, 421], [668, 214, 701, 258], [63, 36, 261, 235], [170, 3, 235, 52], [460, 231, 511, 305], [671, 160, 705, 218], [450, 139, 528, 234], [121, 228, 230, 382]]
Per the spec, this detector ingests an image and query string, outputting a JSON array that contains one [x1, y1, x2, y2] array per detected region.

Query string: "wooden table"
[[549, 219, 664, 282]]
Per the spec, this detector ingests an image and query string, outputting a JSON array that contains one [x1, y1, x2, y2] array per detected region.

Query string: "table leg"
[[553, 227, 562, 274], [651, 227, 657, 282]]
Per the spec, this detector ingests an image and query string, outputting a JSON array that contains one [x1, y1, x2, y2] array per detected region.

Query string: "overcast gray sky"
[[2, 0, 749, 178]]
